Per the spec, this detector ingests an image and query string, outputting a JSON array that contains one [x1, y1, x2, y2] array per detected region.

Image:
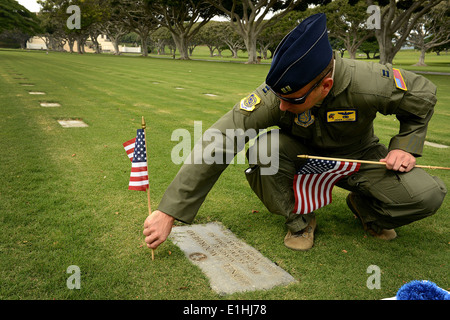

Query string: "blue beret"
[[266, 13, 332, 95]]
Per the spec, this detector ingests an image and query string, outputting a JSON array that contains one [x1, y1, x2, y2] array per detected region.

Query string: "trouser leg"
[[337, 144, 447, 232], [245, 130, 315, 233]]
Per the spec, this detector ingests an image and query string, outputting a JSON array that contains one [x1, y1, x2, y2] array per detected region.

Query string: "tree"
[[406, 1, 450, 66], [0, 0, 41, 34], [150, 26, 175, 55], [319, 0, 374, 59], [365, 0, 445, 65], [37, 7, 66, 51], [359, 36, 379, 59], [116, 0, 159, 57], [0, 0, 42, 49], [38, 0, 71, 51], [74, 0, 108, 54], [432, 42, 450, 56], [221, 23, 245, 58], [145, 0, 220, 60], [39, 0, 108, 54], [196, 21, 228, 57], [99, 0, 128, 55], [208, 0, 321, 64]]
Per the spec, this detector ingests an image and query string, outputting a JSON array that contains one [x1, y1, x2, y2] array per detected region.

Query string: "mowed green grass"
[[0, 48, 448, 300]]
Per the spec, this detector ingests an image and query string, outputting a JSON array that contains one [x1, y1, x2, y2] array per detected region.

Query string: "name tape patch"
[[327, 110, 357, 122]]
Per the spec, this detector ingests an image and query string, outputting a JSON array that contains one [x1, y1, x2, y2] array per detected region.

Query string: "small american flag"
[[123, 129, 149, 191], [293, 158, 360, 214]]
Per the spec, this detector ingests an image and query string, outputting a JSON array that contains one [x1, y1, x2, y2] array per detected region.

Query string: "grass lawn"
[[0, 48, 448, 301]]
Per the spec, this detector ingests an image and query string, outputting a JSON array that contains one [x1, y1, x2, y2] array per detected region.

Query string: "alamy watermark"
[[66, 5, 81, 30], [66, 265, 81, 289], [171, 121, 279, 175], [366, 5, 381, 30], [366, 265, 381, 290]]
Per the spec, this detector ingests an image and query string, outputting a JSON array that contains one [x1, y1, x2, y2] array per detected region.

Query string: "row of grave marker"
[[19, 77, 218, 127], [13, 73, 89, 128], [12, 70, 448, 141]]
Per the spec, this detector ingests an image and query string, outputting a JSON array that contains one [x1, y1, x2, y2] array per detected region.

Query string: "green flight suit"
[[158, 53, 447, 233]]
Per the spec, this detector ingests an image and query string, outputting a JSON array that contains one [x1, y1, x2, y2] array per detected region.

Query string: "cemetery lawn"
[[0, 48, 448, 300]]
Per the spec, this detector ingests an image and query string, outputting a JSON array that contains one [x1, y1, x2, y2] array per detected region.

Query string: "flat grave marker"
[[169, 222, 296, 295], [40, 102, 61, 107], [57, 120, 88, 128]]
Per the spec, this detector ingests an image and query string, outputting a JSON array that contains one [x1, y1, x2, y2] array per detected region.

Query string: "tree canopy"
[[0, 0, 41, 34]]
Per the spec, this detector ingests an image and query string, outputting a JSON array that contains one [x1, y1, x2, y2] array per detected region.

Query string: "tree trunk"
[[172, 33, 190, 60], [140, 37, 149, 57], [112, 38, 120, 55], [375, 29, 396, 65], [68, 39, 74, 53], [92, 38, 101, 53], [348, 47, 357, 59], [207, 45, 215, 57], [414, 48, 427, 66], [244, 32, 258, 64], [76, 35, 84, 54]]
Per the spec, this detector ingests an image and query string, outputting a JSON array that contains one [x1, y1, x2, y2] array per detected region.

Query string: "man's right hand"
[[143, 210, 174, 250]]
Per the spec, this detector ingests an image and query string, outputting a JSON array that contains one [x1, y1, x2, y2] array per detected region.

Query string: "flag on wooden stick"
[[123, 118, 155, 261], [123, 129, 149, 191], [293, 158, 360, 214]]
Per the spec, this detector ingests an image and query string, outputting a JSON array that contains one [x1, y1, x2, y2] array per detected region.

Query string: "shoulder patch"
[[393, 68, 407, 91], [240, 93, 261, 112]]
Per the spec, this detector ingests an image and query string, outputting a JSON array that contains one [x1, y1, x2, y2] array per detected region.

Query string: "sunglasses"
[[269, 69, 332, 105]]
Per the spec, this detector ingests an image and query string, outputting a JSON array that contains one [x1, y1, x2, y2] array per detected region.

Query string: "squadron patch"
[[327, 110, 357, 122], [240, 93, 261, 112], [393, 68, 407, 91], [294, 110, 315, 127]]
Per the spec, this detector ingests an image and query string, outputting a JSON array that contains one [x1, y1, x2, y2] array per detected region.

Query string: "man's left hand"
[[380, 149, 416, 172]]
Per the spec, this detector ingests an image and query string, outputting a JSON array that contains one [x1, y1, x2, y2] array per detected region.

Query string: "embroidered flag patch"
[[393, 68, 407, 91]]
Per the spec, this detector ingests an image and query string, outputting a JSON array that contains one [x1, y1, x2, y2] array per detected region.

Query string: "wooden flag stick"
[[142, 116, 154, 261], [298, 155, 450, 170]]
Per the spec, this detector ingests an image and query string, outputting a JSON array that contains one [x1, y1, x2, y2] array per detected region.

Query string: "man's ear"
[[320, 77, 333, 98]]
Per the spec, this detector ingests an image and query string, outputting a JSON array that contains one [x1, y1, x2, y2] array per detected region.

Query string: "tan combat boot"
[[346, 192, 397, 240], [284, 217, 316, 251]]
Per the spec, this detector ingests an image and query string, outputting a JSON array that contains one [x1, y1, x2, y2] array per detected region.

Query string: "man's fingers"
[[380, 150, 416, 172], [145, 233, 165, 249], [142, 210, 175, 250]]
